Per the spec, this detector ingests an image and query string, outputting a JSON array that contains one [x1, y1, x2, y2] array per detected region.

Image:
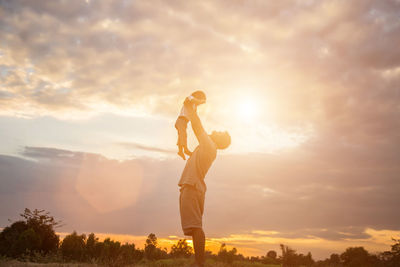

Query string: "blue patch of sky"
[[56, 87, 70, 94], [0, 65, 13, 78], [0, 113, 175, 160], [25, 67, 34, 83], [0, 90, 14, 99], [33, 80, 50, 96]]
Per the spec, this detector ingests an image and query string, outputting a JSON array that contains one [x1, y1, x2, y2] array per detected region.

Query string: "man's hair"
[[215, 132, 231, 150], [191, 90, 206, 101]]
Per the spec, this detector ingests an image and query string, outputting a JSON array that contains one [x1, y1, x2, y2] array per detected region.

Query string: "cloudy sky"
[[1, 0, 399, 259]]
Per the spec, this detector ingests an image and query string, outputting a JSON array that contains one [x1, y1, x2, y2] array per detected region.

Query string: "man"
[[178, 99, 231, 267]]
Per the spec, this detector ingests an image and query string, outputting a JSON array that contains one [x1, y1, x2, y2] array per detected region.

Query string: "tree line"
[[0, 209, 399, 266]]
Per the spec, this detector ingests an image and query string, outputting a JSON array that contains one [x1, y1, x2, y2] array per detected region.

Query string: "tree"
[[60, 231, 86, 261], [144, 233, 157, 260], [340, 247, 379, 267], [303, 252, 315, 267], [267, 250, 277, 259], [330, 253, 341, 264], [279, 244, 314, 267], [117, 243, 139, 265], [262, 250, 279, 264], [143, 233, 166, 260], [14, 228, 42, 255], [170, 239, 193, 258], [280, 244, 298, 266], [99, 238, 121, 265], [218, 243, 238, 264], [20, 208, 61, 254], [85, 233, 99, 259], [380, 238, 400, 267], [0, 208, 60, 257]]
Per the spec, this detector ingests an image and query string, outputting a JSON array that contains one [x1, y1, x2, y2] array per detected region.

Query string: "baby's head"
[[191, 90, 206, 104]]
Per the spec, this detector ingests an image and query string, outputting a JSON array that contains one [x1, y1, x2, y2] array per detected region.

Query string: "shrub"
[[60, 231, 86, 261], [0, 209, 60, 257]]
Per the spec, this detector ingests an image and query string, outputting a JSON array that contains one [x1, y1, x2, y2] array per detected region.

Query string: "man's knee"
[[184, 227, 203, 236], [192, 228, 204, 236]]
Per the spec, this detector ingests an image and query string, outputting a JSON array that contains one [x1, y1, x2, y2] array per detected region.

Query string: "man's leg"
[[192, 228, 205, 267], [179, 185, 205, 266]]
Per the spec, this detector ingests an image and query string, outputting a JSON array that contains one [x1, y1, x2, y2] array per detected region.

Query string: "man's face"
[[211, 131, 225, 138], [211, 131, 231, 149]]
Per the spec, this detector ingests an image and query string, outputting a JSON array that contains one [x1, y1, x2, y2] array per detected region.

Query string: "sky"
[[0, 0, 400, 260]]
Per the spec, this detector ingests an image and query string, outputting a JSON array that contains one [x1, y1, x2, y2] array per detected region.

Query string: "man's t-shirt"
[[178, 131, 217, 194]]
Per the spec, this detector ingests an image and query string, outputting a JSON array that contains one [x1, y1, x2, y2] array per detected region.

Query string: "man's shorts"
[[179, 184, 205, 236]]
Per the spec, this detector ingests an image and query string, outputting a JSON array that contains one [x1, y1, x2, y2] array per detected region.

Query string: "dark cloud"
[[1, 146, 399, 240], [117, 142, 175, 154]]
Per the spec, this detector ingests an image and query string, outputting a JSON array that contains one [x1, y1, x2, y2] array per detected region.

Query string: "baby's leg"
[[184, 146, 192, 156], [175, 117, 189, 160], [177, 145, 185, 160]]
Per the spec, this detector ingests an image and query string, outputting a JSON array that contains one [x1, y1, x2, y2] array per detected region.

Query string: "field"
[[0, 259, 281, 267]]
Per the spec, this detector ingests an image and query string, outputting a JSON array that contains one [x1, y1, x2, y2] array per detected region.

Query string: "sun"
[[237, 98, 259, 121]]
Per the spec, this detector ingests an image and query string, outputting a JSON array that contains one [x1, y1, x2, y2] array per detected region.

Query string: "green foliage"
[[377, 238, 400, 267], [85, 233, 99, 260], [279, 244, 314, 267], [267, 250, 277, 259], [1, 209, 399, 267], [340, 246, 380, 267], [16, 228, 42, 254], [262, 250, 279, 265], [117, 243, 139, 265], [170, 239, 193, 258], [20, 208, 61, 253], [136, 258, 189, 266], [144, 233, 168, 260], [60, 231, 86, 261], [0, 209, 60, 257], [97, 237, 121, 265], [60, 232, 142, 265], [18, 250, 63, 263], [218, 243, 241, 264]]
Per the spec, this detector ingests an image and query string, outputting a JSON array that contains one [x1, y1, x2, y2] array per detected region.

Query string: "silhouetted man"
[[178, 99, 231, 267]]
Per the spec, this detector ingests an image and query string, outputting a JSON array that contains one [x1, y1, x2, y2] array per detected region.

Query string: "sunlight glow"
[[202, 90, 313, 154], [237, 98, 258, 122], [75, 154, 143, 213]]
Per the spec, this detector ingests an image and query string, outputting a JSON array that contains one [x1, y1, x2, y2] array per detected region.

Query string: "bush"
[[218, 243, 240, 264], [0, 209, 60, 258], [60, 231, 86, 261], [170, 239, 193, 258]]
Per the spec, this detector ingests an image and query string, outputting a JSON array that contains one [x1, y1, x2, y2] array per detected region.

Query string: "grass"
[[0, 258, 281, 267]]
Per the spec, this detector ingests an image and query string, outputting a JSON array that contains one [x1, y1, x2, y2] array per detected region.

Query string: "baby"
[[175, 90, 206, 160]]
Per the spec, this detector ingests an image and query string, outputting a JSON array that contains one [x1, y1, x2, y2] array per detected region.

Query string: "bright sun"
[[237, 98, 258, 121]]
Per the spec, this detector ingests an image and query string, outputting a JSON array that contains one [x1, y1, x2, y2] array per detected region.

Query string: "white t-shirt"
[[179, 95, 198, 119]]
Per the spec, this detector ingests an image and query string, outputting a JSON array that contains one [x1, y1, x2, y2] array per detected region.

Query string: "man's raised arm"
[[184, 98, 208, 145]]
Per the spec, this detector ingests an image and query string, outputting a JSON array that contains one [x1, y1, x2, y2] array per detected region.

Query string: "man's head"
[[210, 131, 231, 150]]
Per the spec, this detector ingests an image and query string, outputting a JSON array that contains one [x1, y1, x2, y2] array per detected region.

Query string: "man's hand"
[[184, 97, 207, 145], [184, 97, 196, 120]]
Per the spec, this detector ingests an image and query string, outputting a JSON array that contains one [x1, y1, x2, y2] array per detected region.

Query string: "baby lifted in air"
[[175, 90, 206, 160]]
